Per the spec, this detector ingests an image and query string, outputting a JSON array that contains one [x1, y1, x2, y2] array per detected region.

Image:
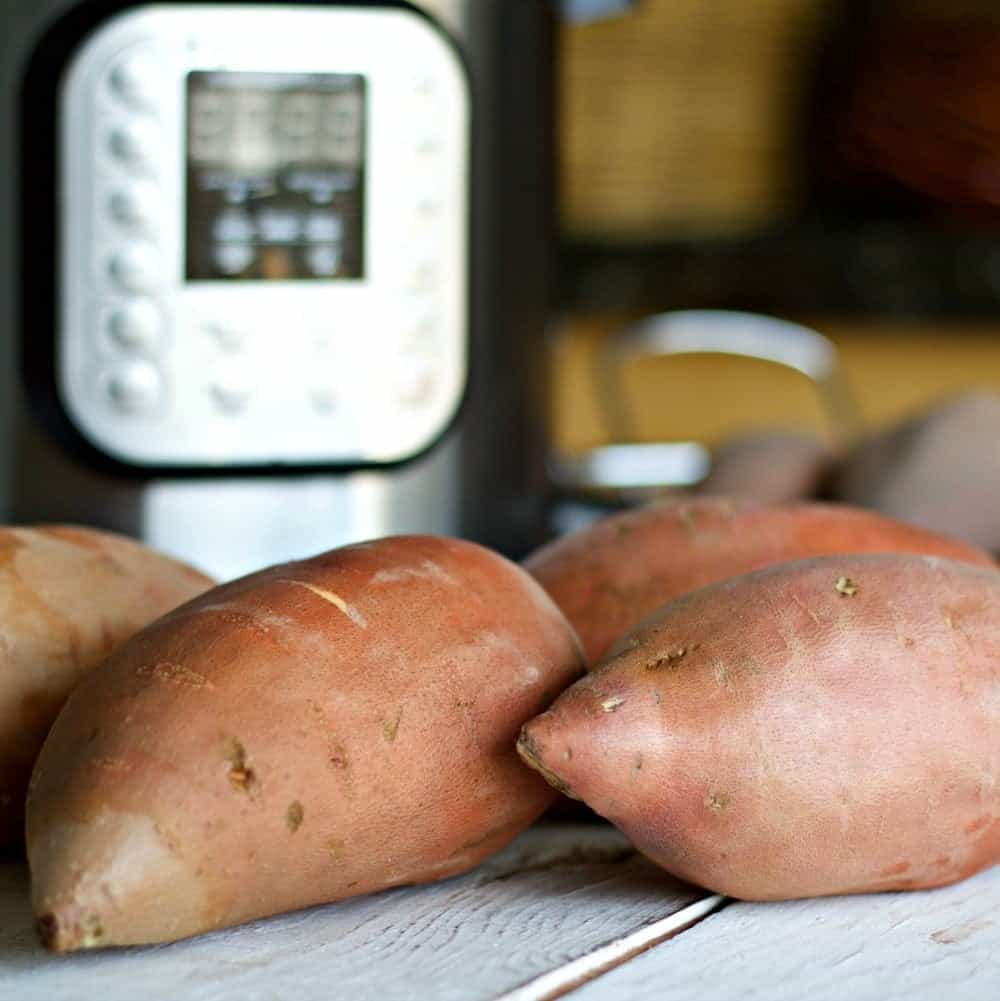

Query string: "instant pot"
[[0, 0, 556, 579]]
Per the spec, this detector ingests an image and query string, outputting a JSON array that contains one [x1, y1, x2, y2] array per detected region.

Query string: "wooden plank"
[[572, 864, 1000, 1001], [0, 824, 709, 1001]]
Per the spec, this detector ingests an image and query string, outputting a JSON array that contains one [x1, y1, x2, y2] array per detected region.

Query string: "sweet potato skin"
[[697, 430, 834, 504], [519, 553, 1000, 901], [0, 526, 213, 849], [524, 498, 995, 664], [832, 391, 1000, 553], [27, 535, 584, 951]]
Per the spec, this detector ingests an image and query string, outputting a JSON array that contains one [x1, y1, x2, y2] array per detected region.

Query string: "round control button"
[[107, 300, 165, 355], [109, 243, 162, 293], [258, 209, 300, 244], [103, 361, 163, 415], [210, 371, 254, 414], [108, 121, 160, 171], [304, 212, 343, 243], [306, 245, 342, 278], [109, 51, 164, 110], [108, 181, 160, 230], [214, 244, 255, 276], [214, 210, 255, 243]]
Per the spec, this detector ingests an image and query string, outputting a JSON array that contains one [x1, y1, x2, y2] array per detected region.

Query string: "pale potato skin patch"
[[0, 525, 214, 850]]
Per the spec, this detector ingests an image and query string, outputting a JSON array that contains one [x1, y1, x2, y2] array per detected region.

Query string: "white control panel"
[[59, 5, 469, 466]]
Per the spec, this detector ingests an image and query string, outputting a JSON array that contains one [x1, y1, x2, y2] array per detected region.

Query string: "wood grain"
[[572, 863, 1000, 1001], [0, 825, 705, 1001]]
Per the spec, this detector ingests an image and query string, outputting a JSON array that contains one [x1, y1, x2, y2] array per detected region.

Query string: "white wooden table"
[[2, 824, 998, 1000]]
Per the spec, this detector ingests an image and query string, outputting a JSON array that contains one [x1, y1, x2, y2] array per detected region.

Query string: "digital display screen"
[[186, 72, 366, 282]]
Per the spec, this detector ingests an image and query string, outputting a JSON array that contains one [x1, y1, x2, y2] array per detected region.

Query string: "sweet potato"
[[27, 535, 583, 951], [524, 497, 994, 664], [0, 526, 213, 850], [697, 430, 835, 505], [832, 391, 1000, 554], [519, 553, 1000, 900]]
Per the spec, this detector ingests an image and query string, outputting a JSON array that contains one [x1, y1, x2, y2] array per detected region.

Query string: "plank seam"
[[492, 894, 728, 1001]]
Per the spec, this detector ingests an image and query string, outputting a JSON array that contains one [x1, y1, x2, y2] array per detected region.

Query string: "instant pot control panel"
[[56, 4, 469, 467]]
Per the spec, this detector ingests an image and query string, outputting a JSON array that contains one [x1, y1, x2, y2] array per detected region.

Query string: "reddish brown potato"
[[0, 526, 213, 850], [697, 430, 835, 505], [27, 535, 583, 951], [519, 553, 1000, 900], [832, 391, 1000, 554], [524, 498, 994, 664]]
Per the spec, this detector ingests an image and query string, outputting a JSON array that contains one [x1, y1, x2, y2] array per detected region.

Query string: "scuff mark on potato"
[[136, 662, 214, 688], [278, 579, 368, 628], [328, 740, 349, 770], [646, 645, 699, 671], [226, 739, 257, 794], [382, 708, 403, 743], [704, 791, 730, 813], [286, 801, 304, 833]]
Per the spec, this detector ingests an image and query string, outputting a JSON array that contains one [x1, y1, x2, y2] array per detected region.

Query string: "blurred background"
[[554, 0, 1000, 453], [548, 0, 1000, 556], [2, 0, 1000, 578]]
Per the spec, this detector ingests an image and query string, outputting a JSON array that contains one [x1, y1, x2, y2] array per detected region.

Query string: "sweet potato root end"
[[516, 728, 579, 800], [36, 909, 105, 953]]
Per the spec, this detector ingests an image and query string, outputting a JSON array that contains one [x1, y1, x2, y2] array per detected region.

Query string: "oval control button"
[[413, 76, 438, 98], [304, 212, 343, 243], [306, 244, 342, 277], [108, 181, 160, 230], [214, 210, 255, 243], [107, 300, 165, 355], [210, 371, 254, 414], [205, 322, 245, 353], [109, 243, 162, 293], [109, 51, 165, 110], [108, 121, 160, 171], [309, 387, 337, 415], [414, 132, 443, 157], [402, 316, 436, 353], [214, 243, 255, 276], [403, 260, 436, 294], [103, 361, 163, 415], [413, 194, 442, 226]]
